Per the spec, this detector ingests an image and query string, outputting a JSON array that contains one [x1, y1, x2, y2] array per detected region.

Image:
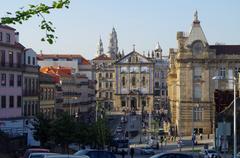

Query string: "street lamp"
[[212, 75, 237, 158]]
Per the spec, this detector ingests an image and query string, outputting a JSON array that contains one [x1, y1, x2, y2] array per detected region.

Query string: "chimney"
[[15, 32, 19, 42]]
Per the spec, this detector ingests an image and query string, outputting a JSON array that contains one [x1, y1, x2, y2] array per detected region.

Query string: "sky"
[[1, 0, 240, 60]]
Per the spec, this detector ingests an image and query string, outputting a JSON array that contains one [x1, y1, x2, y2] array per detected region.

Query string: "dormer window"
[[6, 33, 10, 43]]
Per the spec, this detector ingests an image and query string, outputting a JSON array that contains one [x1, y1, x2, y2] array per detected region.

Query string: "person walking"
[[130, 147, 135, 158], [200, 133, 203, 140], [164, 136, 167, 147]]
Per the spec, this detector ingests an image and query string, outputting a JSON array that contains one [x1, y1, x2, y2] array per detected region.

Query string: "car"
[[200, 149, 221, 158], [74, 149, 116, 158], [45, 155, 89, 158], [22, 148, 50, 158], [150, 152, 202, 158], [140, 146, 155, 155], [28, 152, 58, 158]]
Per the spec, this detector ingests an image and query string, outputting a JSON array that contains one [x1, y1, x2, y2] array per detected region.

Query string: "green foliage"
[[33, 113, 52, 147], [33, 112, 112, 150], [0, 0, 70, 44]]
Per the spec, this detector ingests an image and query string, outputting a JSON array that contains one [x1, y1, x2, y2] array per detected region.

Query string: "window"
[[24, 102, 27, 116], [142, 76, 146, 86], [17, 53, 21, 67], [17, 75, 22, 87], [128, 57, 131, 63], [161, 90, 165, 96], [219, 67, 226, 78], [99, 82, 102, 88], [17, 96, 21, 107], [235, 67, 240, 77], [110, 73, 113, 78], [105, 82, 108, 88], [99, 73, 102, 78], [105, 92, 108, 98], [106, 73, 109, 78], [194, 67, 202, 79], [28, 56, 31, 65], [110, 82, 113, 88], [193, 107, 203, 121], [110, 92, 113, 99], [28, 103, 31, 116], [1, 96, 6, 108], [0, 32, 2, 41], [161, 71, 164, 79], [99, 92, 102, 98], [32, 102, 35, 115], [155, 82, 159, 88], [161, 82, 165, 88], [9, 74, 14, 86], [132, 76, 136, 86], [1, 73, 6, 86], [122, 76, 126, 87], [6, 33, 10, 43], [121, 100, 126, 107], [193, 84, 201, 100], [9, 51, 13, 67], [0, 50, 5, 66], [9, 96, 14, 108], [32, 57, 35, 65]]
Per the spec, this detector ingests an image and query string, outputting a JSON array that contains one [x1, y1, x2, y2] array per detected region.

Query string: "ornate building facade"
[[114, 50, 154, 113], [168, 11, 240, 135], [151, 43, 169, 111]]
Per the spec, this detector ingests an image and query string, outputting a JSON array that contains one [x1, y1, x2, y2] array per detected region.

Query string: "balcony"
[[0, 63, 24, 71], [0, 63, 39, 73]]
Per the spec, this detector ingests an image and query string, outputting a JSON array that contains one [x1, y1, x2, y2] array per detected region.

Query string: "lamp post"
[[212, 75, 237, 158]]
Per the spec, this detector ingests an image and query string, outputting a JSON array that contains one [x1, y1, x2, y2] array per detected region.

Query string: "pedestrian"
[[130, 147, 135, 158], [164, 136, 167, 146], [121, 149, 125, 158]]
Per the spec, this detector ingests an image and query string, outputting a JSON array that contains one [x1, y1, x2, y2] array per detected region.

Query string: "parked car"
[[140, 146, 155, 155], [74, 149, 116, 158], [22, 148, 50, 158], [28, 152, 58, 158], [150, 152, 202, 158], [45, 155, 89, 158]]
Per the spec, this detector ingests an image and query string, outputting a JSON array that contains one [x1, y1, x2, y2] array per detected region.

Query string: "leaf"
[[47, 38, 53, 44]]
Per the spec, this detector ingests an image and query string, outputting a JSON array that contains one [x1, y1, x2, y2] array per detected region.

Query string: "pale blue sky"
[[1, 0, 240, 59]]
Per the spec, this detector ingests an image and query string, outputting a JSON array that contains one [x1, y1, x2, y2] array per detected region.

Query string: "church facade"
[[168, 12, 240, 135], [114, 50, 154, 113]]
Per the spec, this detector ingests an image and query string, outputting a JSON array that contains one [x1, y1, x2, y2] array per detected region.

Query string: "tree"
[[0, 0, 70, 44], [33, 113, 52, 147], [50, 113, 76, 152]]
